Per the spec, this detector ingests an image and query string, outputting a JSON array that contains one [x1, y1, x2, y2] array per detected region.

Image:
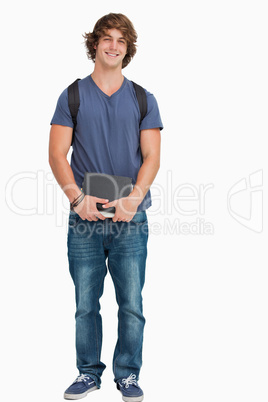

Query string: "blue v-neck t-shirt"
[[50, 75, 163, 211]]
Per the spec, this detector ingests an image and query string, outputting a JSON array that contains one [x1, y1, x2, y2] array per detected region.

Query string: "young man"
[[49, 13, 163, 401]]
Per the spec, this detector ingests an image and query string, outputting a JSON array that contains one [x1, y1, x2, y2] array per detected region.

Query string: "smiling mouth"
[[105, 52, 119, 58]]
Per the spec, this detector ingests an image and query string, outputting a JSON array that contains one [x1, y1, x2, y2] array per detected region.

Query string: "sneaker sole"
[[64, 386, 98, 400], [121, 394, 144, 402]]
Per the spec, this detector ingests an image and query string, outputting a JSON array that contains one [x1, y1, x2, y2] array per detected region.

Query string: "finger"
[[95, 197, 109, 204], [94, 211, 106, 220], [91, 207, 106, 220], [102, 200, 117, 209], [87, 214, 98, 221]]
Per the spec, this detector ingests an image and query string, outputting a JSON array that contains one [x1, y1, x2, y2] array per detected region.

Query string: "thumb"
[[102, 199, 117, 208]]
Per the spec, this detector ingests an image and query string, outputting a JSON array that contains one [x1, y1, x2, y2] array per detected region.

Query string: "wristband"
[[70, 192, 84, 211]]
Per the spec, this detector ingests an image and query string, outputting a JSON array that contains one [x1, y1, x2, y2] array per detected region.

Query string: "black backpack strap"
[[67, 79, 147, 145], [132, 81, 147, 126], [68, 78, 81, 145]]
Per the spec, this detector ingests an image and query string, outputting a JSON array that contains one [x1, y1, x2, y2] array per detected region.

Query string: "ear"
[[93, 40, 98, 50]]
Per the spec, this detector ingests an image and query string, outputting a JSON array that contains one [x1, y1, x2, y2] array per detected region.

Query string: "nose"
[[109, 39, 117, 50]]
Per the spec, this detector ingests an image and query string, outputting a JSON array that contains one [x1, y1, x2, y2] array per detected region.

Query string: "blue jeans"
[[67, 210, 149, 388]]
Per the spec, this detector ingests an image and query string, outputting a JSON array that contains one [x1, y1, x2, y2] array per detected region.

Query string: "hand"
[[74, 195, 109, 221], [102, 196, 140, 222]]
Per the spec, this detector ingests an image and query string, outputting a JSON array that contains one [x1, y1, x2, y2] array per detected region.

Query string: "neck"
[[91, 63, 124, 95]]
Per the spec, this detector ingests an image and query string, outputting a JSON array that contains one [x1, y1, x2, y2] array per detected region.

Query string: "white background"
[[1, 0, 268, 401]]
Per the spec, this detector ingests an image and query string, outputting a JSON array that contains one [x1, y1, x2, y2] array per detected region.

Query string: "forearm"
[[130, 155, 160, 205], [49, 154, 81, 203]]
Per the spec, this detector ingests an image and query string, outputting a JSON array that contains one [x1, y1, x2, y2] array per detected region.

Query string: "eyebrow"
[[103, 34, 126, 41]]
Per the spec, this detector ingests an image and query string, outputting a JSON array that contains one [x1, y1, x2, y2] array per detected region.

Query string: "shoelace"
[[74, 374, 94, 385], [121, 373, 137, 388]]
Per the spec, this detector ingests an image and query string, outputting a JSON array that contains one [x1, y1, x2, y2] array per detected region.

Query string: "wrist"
[[129, 188, 144, 206], [70, 192, 84, 211], [62, 183, 83, 204]]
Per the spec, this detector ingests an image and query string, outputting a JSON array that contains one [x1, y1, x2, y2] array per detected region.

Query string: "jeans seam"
[[108, 263, 122, 379], [94, 265, 106, 366]]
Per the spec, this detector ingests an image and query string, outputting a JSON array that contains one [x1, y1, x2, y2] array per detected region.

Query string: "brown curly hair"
[[83, 13, 138, 69]]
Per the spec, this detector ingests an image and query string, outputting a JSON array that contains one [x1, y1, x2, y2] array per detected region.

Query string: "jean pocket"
[[68, 211, 81, 227], [130, 211, 147, 225]]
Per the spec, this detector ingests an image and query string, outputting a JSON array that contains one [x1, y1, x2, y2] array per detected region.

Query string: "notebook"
[[82, 172, 133, 217]]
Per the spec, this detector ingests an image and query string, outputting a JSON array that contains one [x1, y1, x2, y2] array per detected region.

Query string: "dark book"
[[82, 172, 133, 215]]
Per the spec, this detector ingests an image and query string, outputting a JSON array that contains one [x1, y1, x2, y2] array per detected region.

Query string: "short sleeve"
[[139, 91, 163, 131], [50, 88, 74, 128]]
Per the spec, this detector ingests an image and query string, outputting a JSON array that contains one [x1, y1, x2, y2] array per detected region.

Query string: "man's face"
[[95, 29, 128, 69]]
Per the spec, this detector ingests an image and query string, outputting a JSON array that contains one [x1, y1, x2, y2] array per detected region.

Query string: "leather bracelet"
[[72, 194, 85, 210], [70, 192, 84, 211]]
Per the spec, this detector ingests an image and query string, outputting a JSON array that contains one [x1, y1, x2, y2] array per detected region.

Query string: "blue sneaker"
[[64, 374, 98, 400], [116, 373, 144, 402]]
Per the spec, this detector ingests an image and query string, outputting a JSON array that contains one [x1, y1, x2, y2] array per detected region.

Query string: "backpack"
[[67, 78, 147, 145]]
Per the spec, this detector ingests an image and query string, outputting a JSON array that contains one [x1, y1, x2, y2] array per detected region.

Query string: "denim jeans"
[[67, 210, 149, 388]]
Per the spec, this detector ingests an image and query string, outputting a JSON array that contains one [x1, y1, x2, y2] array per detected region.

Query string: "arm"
[[131, 127, 161, 203], [103, 127, 161, 221], [48, 124, 108, 220], [49, 124, 81, 202]]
